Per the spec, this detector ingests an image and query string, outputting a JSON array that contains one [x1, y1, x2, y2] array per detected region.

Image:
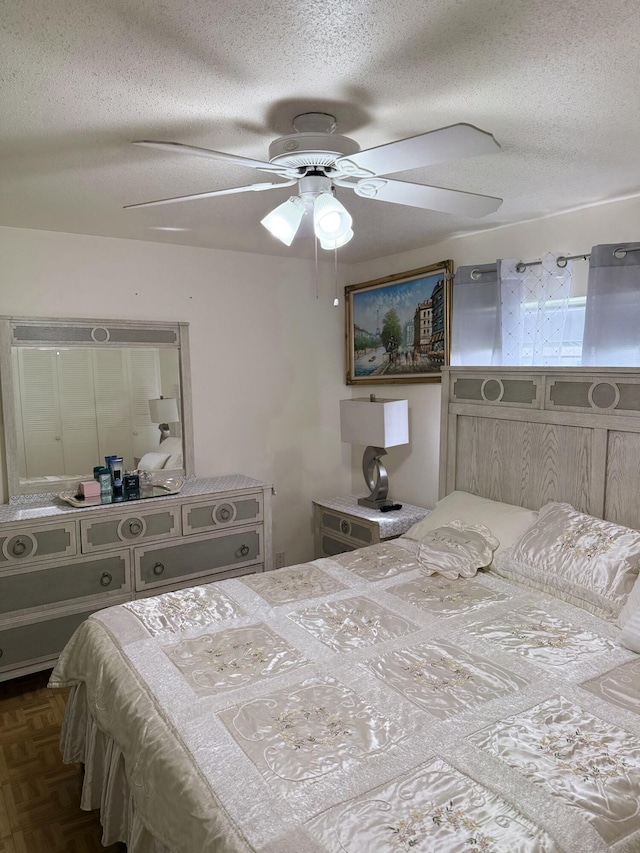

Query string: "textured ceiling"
[[2, 0, 639, 264]]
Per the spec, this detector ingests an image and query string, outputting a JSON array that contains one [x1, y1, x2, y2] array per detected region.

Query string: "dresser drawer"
[[0, 606, 107, 673], [0, 552, 130, 617], [134, 525, 263, 591], [318, 509, 377, 548], [80, 504, 180, 553], [182, 491, 263, 535], [0, 520, 77, 566]]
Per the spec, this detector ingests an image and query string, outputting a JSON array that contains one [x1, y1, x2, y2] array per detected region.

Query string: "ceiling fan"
[[125, 112, 503, 249]]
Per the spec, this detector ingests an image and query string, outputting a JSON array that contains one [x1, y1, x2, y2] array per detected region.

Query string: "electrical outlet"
[[275, 552, 286, 569]]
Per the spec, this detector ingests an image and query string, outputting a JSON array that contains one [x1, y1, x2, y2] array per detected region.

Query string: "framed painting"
[[345, 260, 453, 384]]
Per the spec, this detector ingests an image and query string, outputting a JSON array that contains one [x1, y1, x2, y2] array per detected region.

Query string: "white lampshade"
[[313, 193, 352, 242], [320, 228, 354, 250], [148, 397, 180, 424], [261, 197, 305, 246], [340, 398, 409, 448]]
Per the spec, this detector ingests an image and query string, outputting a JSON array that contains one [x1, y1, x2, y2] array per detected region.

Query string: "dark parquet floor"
[[0, 670, 124, 852]]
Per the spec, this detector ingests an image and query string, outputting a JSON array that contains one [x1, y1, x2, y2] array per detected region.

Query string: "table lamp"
[[148, 397, 180, 443], [340, 395, 409, 508]]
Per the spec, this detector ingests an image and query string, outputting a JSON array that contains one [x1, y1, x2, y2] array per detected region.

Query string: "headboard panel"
[[440, 367, 640, 529]]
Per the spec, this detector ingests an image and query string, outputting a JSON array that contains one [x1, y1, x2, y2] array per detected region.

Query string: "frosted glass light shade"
[[148, 397, 180, 424], [261, 197, 305, 246], [320, 228, 354, 250], [313, 193, 352, 242], [340, 398, 409, 448]]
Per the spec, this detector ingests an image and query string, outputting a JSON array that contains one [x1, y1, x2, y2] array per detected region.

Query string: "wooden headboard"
[[440, 367, 640, 530]]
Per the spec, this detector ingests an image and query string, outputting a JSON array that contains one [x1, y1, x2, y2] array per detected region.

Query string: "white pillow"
[[164, 453, 183, 469], [495, 502, 640, 621], [159, 436, 181, 451], [620, 606, 640, 653], [618, 573, 640, 627], [418, 521, 499, 579], [404, 491, 539, 564], [138, 451, 171, 471]]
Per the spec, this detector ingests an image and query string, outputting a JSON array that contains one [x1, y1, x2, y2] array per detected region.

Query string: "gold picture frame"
[[345, 260, 453, 384]]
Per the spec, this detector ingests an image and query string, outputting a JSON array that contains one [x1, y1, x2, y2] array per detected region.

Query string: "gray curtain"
[[451, 264, 500, 365], [583, 243, 640, 366]]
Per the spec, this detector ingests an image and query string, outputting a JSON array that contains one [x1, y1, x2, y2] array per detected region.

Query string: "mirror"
[[0, 317, 194, 498]]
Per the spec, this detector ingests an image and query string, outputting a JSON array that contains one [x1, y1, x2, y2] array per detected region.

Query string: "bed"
[[49, 367, 640, 853]]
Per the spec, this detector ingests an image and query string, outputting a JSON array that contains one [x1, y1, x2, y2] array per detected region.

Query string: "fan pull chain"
[[333, 247, 339, 306], [314, 235, 319, 300]]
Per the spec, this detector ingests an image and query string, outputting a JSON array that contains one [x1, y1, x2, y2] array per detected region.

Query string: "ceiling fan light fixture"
[[319, 228, 354, 250], [313, 193, 352, 242], [261, 196, 305, 246]]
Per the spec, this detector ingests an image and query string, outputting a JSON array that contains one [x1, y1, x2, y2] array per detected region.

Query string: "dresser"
[[0, 475, 273, 681], [313, 495, 429, 558]]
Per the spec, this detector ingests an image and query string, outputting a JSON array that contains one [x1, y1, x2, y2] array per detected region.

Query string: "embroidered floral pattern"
[[537, 728, 629, 782], [389, 801, 496, 851], [468, 696, 640, 844], [337, 542, 420, 580], [403, 656, 474, 691], [241, 565, 345, 605], [274, 705, 351, 750], [366, 640, 528, 719], [558, 520, 616, 560], [124, 585, 244, 635], [307, 758, 562, 852], [164, 623, 307, 693], [324, 611, 382, 636], [508, 623, 572, 649], [219, 678, 402, 790], [288, 596, 416, 652], [469, 606, 615, 667], [387, 576, 507, 617]]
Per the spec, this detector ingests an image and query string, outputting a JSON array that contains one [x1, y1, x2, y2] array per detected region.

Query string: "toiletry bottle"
[[98, 467, 112, 502]]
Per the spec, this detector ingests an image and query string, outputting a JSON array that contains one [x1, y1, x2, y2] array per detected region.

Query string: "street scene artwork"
[[345, 261, 453, 384]]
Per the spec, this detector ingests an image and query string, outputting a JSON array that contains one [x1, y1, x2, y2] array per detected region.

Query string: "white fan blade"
[[354, 177, 502, 217], [133, 140, 289, 175], [336, 124, 500, 178], [124, 180, 296, 209]]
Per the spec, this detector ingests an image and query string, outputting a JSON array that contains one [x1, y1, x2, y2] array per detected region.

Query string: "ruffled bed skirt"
[[60, 682, 172, 853]]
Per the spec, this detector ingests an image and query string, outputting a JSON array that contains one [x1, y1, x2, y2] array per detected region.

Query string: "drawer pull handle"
[[219, 508, 231, 520], [129, 520, 143, 535], [153, 562, 165, 576], [238, 544, 250, 557], [100, 572, 113, 587], [0, 648, 3, 659], [340, 520, 350, 535], [12, 539, 27, 556]]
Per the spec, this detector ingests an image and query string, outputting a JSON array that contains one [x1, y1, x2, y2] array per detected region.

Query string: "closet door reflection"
[[14, 346, 163, 479]]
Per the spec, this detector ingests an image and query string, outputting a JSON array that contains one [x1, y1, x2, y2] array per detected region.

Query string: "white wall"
[[345, 194, 640, 511], [0, 226, 350, 565]]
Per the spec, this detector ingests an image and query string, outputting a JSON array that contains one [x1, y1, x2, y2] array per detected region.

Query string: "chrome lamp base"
[[357, 445, 393, 509]]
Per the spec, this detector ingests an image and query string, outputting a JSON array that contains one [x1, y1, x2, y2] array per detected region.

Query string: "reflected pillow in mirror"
[[138, 451, 171, 471], [418, 520, 500, 579], [164, 453, 183, 469], [494, 502, 640, 621]]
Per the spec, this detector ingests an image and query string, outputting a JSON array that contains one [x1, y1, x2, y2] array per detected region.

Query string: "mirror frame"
[[0, 316, 195, 499]]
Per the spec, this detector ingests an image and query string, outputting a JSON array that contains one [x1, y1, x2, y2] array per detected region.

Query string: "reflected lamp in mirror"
[[340, 395, 409, 508], [148, 396, 180, 444]]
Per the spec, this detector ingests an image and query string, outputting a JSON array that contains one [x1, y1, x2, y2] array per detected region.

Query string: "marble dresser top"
[[0, 475, 272, 525]]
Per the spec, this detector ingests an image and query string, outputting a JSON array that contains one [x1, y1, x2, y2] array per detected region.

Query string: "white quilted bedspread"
[[50, 540, 640, 853]]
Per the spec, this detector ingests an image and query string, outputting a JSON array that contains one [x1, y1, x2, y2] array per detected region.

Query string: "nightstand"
[[313, 495, 430, 559]]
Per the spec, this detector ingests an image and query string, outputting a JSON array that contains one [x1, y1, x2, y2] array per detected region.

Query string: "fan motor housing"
[[268, 132, 360, 171]]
